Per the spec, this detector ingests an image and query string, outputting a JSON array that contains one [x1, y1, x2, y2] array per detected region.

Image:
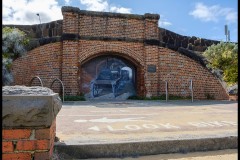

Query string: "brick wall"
[[12, 42, 62, 88], [2, 119, 56, 160], [158, 47, 228, 100], [11, 6, 228, 99]]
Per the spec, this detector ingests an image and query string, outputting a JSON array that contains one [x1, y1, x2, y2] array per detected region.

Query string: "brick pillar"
[[62, 41, 79, 95], [61, 6, 80, 95], [62, 6, 80, 34], [144, 14, 160, 97], [2, 86, 62, 160]]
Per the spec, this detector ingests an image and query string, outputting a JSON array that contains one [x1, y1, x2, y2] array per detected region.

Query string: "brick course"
[[2, 119, 56, 160], [11, 6, 228, 100]]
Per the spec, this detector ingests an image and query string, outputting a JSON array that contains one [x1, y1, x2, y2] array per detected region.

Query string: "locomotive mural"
[[81, 56, 136, 98]]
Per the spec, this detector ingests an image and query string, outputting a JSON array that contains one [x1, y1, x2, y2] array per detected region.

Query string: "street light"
[[224, 25, 230, 42], [36, 13, 43, 38]]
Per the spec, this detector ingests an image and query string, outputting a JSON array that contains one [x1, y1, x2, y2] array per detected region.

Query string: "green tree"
[[2, 27, 29, 85], [203, 41, 238, 86]]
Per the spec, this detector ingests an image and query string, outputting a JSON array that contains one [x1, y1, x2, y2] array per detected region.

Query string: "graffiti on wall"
[[81, 56, 136, 99]]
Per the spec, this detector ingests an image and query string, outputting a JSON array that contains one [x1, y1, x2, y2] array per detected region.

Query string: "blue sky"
[[3, 0, 238, 42]]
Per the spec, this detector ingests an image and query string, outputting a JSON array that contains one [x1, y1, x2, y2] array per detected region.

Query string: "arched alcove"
[[80, 54, 138, 99]]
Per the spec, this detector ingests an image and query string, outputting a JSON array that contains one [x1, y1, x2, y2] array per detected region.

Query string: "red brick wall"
[[158, 47, 228, 100], [79, 16, 145, 39], [62, 41, 79, 95], [11, 8, 228, 99], [2, 119, 56, 160]]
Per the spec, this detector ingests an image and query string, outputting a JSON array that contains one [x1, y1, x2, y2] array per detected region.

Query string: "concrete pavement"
[[54, 100, 238, 159]]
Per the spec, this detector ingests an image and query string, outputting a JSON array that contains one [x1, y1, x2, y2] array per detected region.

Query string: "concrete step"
[[53, 136, 237, 159]]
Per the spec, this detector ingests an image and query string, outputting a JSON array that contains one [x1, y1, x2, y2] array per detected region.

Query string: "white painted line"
[[88, 126, 100, 131], [90, 110, 129, 113], [58, 113, 158, 117]]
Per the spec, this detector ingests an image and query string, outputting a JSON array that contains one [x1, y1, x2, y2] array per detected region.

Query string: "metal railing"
[[50, 78, 65, 102], [29, 76, 43, 87], [165, 81, 168, 102], [164, 80, 193, 102], [190, 79, 193, 102]]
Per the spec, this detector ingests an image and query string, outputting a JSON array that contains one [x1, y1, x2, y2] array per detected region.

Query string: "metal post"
[[50, 78, 65, 102], [165, 81, 168, 102], [29, 76, 43, 87], [224, 25, 228, 42], [36, 13, 43, 38], [190, 79, 193, 102]]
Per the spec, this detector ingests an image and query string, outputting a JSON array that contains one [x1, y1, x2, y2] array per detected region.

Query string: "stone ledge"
[[2, 86, 62, 128], [61, 6, 81, 13], [62, 6, 159, 20]]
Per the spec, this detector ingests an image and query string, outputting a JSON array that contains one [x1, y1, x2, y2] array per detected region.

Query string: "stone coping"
[[2, 86, 62, 128], [61, 6, 160, 20]]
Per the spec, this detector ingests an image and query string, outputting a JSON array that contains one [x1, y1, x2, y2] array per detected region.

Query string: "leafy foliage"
[[203, 42, 238, 86], [2, 27, 29, 85]]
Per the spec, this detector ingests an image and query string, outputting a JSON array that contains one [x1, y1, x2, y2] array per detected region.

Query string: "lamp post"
[[36, 13, 43, 38]]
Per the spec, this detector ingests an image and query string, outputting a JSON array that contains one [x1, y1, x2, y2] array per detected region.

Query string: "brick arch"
[[78, 44, 146, 97], [79, 44, 144, 67]]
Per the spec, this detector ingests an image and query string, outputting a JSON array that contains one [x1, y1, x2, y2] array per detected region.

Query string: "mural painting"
[[81, 55, 136, 99]]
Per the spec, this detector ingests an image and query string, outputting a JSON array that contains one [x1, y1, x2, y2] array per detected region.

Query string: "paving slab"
[[54, 100, 238, 159]]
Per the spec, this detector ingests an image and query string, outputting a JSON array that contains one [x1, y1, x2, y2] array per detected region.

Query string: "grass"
[[60, 95, 86, 101], [128, 94, 192, 100], [205, 93, 215, 100]]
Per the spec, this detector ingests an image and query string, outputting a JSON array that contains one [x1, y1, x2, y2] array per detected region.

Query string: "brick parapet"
[[2, 86, 61, 160], [2, 120, 56, 160]]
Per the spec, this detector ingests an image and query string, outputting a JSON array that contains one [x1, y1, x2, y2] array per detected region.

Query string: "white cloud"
[[158, 15, 172, 27], [80, 0, 108, 11], [3, 0, 62, 25], [80, 0, 131, 13], [64, 0, 71, 5], [110, 6, 131, 14], [225, 11, 238, 24], [189, 2, 237, 24], [159, 21, 172, 27]]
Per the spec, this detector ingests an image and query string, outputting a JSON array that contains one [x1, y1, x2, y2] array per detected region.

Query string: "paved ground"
[[56, 100, 237, 145], [84, 149, 237, 160], [54, 100, 237, 159]]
